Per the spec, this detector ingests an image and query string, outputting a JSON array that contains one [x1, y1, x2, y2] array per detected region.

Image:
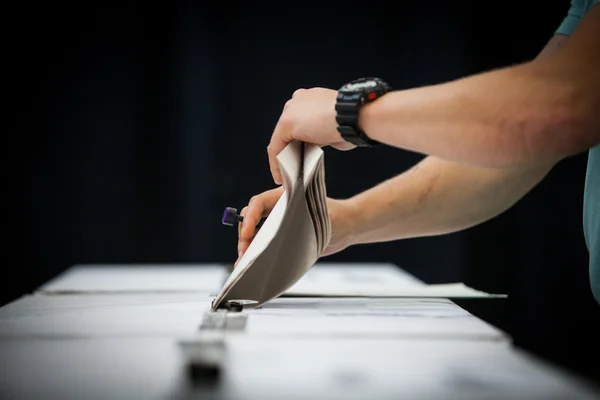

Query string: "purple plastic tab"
[[222, 207, 240, 226]]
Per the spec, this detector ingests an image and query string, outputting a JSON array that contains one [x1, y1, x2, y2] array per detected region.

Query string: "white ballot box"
[[1, 263, 597, 400]]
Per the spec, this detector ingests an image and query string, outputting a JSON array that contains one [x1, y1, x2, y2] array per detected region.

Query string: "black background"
[[12, 0, 599, 382]]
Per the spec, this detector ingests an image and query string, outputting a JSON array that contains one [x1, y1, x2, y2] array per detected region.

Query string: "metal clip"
[[217, 300, 244, 312]]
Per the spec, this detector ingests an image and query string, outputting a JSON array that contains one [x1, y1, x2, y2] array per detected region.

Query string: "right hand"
[[235, 186, 355, 266]]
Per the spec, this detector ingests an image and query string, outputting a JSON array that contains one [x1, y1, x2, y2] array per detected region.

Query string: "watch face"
[[340, 79, 377, 92]]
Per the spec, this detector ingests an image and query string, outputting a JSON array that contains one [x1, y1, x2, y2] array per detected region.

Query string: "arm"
[[344, 157, 552, 245], [239, 33, 581, 258], [341, 35, 568, 246], [359, 5, 600, 169], [240, 153, 553, 257], [240, 36, 567, 257]]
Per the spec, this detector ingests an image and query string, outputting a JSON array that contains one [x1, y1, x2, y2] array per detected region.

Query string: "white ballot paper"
[[282, 263, 506, 298], [284, 282, 506, 298], [211, 141, 331, 310]]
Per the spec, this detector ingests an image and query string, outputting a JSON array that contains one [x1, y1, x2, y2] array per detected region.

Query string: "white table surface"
[[1, 263, 598, 400]]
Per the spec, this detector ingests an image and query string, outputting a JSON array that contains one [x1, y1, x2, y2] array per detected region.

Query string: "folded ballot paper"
[[211, 141, 331, 310]]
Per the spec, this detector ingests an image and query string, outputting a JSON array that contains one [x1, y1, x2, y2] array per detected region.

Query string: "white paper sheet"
[[283, 263, 505, 298], [285, 282, 506, 298], [284, 262, 425, 295]]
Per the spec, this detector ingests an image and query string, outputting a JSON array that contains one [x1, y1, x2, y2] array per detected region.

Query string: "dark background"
[[12, 0, 599, 382]]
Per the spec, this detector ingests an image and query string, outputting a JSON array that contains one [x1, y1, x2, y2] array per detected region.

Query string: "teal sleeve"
[[556, 0, 600, 35], [556, 0, 585, 35]]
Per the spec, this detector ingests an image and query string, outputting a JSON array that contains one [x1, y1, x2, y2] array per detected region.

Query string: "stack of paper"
[[211, 141, 331, 310]]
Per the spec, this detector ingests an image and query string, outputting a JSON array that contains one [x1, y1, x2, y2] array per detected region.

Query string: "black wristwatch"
[[335, 77, 392, 147]]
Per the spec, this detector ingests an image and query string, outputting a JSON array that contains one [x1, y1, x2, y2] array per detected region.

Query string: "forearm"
[[359, 59, 600, 168], [339, 31, 595, 245], [344, 156, 552, 245]]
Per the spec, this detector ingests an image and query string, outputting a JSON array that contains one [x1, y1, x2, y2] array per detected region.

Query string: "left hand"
[[234, 186, 357, 267], [267, 87, 355, 185]]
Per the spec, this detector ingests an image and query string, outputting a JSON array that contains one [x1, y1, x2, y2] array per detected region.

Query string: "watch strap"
[[335, 77, 391, 147]]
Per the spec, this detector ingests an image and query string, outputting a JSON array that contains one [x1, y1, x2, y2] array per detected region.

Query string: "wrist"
[[357, 90, 393, 143], [335, 77, 392, 147]]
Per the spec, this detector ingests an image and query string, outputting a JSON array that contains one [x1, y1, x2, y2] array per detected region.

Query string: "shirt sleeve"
[[556, 0, 585, 35], [556, 0, 600, 35]]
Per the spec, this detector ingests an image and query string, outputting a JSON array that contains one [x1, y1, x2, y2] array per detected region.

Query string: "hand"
[[268, 87, 355, 185], [235, 186, 356, 267]]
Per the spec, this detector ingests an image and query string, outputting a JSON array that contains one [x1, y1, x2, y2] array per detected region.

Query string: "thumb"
[[268, 120, 292, 185]]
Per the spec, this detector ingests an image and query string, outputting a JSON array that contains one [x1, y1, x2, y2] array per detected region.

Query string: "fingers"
[[292, 88, 306, 97], [237, 206, 248, 241], [269, 89, 305, 185], [268, 119, 291, 185], [240, 198, 262, 241], [236, 187, 284, 263], [236, 206, 250, 260], [240, 187, 283, 238]]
